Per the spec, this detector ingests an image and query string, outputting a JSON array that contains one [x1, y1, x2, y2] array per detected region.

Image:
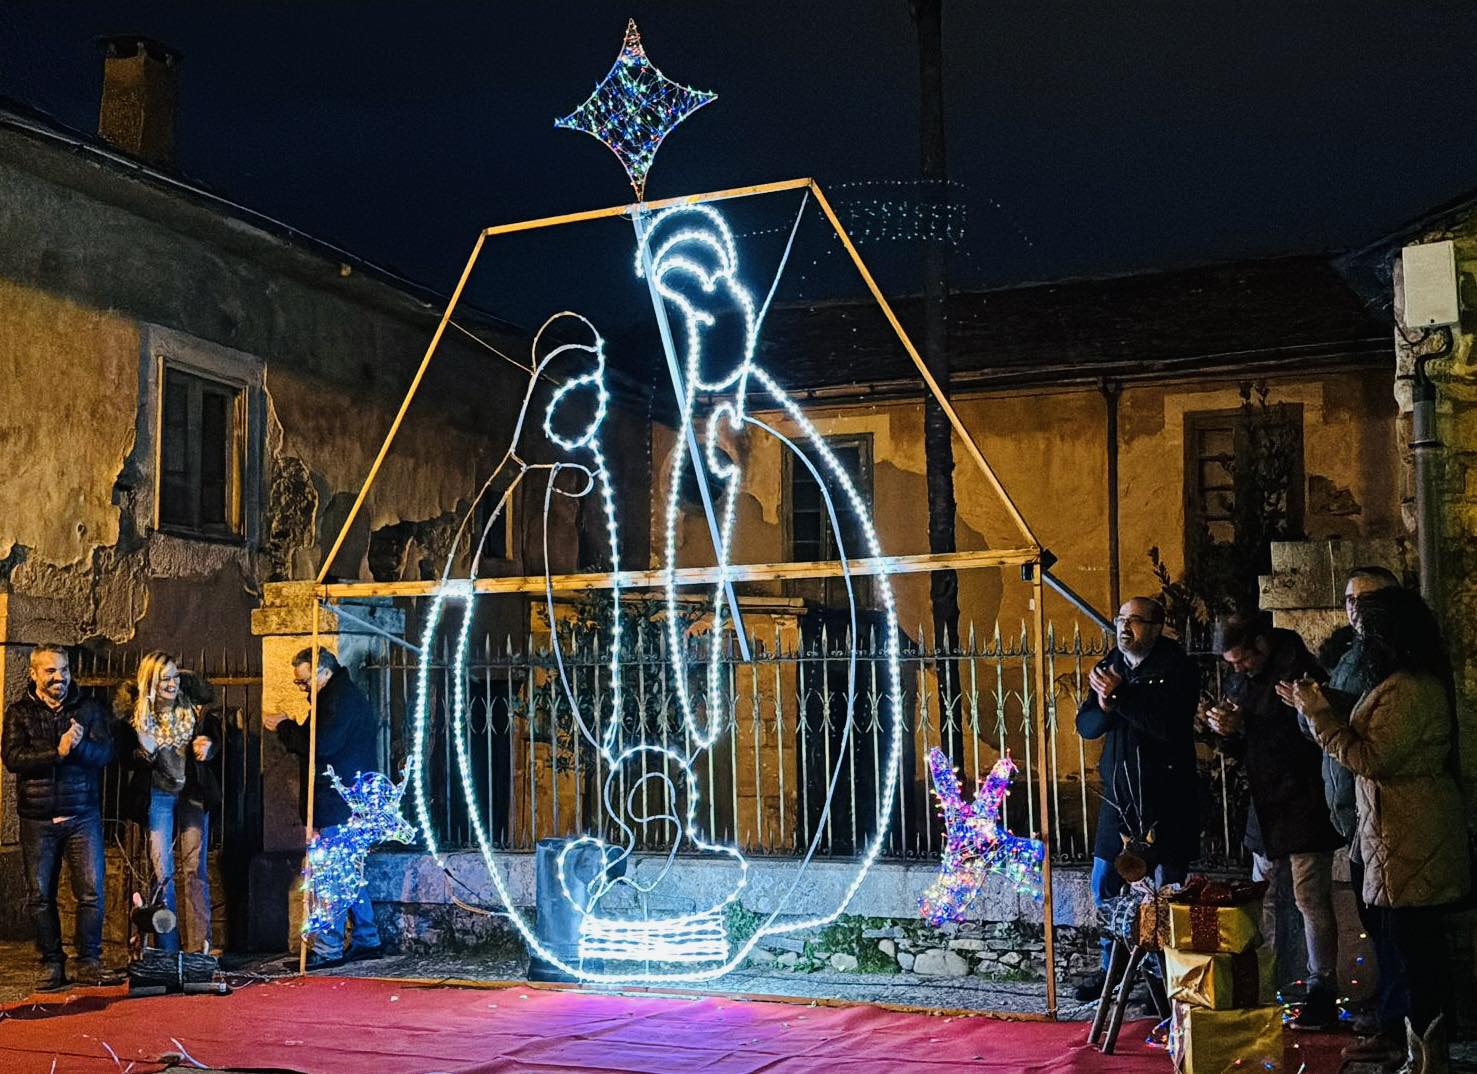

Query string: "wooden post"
[[297, 599, 322, 975], [1031, 561, 1057, 1017]]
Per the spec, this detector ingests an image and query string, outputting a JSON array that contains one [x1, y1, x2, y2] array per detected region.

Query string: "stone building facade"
[[0, 76, 651, 942]]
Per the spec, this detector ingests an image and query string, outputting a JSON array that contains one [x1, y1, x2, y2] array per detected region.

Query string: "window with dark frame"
[[1184, 404, 1305, 556], [158, 365, 243, 539], [787, 434, 873, 607]]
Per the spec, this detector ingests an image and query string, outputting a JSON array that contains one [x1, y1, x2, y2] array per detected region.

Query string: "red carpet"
[[0, 977, 1346, 1074]]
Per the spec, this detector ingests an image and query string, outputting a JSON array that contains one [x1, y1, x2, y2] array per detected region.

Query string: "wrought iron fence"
[[70, 645, 263, 857], [368, 613, 1247, 867]]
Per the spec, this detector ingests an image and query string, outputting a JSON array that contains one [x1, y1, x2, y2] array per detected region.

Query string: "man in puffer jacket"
[[2, 643, 115, 991]]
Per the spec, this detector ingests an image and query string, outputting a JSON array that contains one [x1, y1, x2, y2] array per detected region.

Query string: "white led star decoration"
[[555, 19, 716, 199]]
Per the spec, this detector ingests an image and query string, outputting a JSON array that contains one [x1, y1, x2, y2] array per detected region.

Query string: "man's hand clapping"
[[56, 719, 84, 758], [1089, 665, 1123, 709]]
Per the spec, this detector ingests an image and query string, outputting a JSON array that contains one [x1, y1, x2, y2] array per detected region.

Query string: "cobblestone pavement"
[[227, 949, 1082, 1017]]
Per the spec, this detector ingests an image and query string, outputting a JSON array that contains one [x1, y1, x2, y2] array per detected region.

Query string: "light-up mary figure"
[[406, 20, 905, 984]]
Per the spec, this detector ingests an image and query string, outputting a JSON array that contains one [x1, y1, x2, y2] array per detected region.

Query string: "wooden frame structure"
[[297, 177, 1061, 1017]]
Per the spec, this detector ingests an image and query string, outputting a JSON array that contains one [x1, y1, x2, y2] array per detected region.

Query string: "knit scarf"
[[135, 701, 196, 751]]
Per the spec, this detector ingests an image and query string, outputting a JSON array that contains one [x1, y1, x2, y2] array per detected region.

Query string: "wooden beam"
[[482, 178, 813, 238], [318, 546, 1040, 600], [315, 230, 489, 584]]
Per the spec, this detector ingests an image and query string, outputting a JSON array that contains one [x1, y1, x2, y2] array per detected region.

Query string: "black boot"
[[36, 961, 68, 993], [1289, 981, 1338, 1031]]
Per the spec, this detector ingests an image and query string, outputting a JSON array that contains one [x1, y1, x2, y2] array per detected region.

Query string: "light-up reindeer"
[[304, 767, 416, 937], [918, 747, 1044, 926]]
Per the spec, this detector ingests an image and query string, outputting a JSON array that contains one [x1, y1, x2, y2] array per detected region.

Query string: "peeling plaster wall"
[[1390, 210, 1477, 824], [1116, 372, 1399, 604], [0, 126, 595, 654], [0, 279, 138, 571]]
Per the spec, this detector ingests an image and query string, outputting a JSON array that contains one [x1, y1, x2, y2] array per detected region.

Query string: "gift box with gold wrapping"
[[1165, 944, 1275, 1009], [1099, 883, 1180, 952], [1166, 875, 1267, 954], [1167, 1001, 1283, 1074]]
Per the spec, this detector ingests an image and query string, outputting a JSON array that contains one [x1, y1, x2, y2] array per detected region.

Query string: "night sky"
[[3, 2, 1477, 334]]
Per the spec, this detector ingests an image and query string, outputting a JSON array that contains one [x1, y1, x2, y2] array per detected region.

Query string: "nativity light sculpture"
[[299, 16, 1059, 997], [303, 767, 417, 938], [918, 748, 1045, 927], [395, 18, 910, 985], [555, 19, 716, 200], [408, 202, 905, 981]]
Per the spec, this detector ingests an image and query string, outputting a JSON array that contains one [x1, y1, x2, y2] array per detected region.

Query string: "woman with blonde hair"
[[118, 651, 220, 954]]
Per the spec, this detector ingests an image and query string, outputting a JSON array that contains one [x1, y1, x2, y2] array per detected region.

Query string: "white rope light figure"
[[408, 202, 906, 983]]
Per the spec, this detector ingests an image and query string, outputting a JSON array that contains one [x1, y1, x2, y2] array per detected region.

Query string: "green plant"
[[723, 901, 762, 950]]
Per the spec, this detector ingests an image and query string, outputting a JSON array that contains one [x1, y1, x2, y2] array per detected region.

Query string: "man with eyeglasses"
[[1073, 597, 1201, 1002], [263, 647, 382, 970]]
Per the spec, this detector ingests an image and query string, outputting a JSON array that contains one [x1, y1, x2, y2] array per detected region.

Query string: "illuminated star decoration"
[[554, 19, 716, 200], [918, 748, 1044, 926], [303, 767, 417, 937]]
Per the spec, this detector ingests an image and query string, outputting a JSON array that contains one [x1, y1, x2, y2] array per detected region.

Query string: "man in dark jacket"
[[1208, 615, 1343, 1030], [263, 647, 381, 969], [1, 643, 115, 990], [1074, 597, 1201, 1000]]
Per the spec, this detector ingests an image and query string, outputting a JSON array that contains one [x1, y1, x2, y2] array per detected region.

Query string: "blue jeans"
[[19, 814, 105, 964], [146, 788, 211, 954], [310, 824, 381, 961], [1091, 856, 1189, 971]]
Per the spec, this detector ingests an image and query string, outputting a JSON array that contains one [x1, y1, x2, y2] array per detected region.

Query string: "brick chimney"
[[96, 36, 180, 167]]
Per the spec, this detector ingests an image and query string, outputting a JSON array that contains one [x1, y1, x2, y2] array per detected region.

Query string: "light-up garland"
[[303, 767, 417, 938], [918, 748, 1044, 926], [554, 19, 716, 200]]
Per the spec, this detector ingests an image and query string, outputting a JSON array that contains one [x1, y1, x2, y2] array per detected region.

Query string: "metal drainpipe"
[[1411, 363, 1441, 608]]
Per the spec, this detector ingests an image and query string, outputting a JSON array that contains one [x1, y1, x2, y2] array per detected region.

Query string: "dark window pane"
[[473, 491, 509, 560], [158, 366, 241, 537], [789, 437, 872, 577], [199, 388, 229, 525], [159, 373, 192, 526], [1198, 428, 1234, 458], [1198, 458, 1234, 492]]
